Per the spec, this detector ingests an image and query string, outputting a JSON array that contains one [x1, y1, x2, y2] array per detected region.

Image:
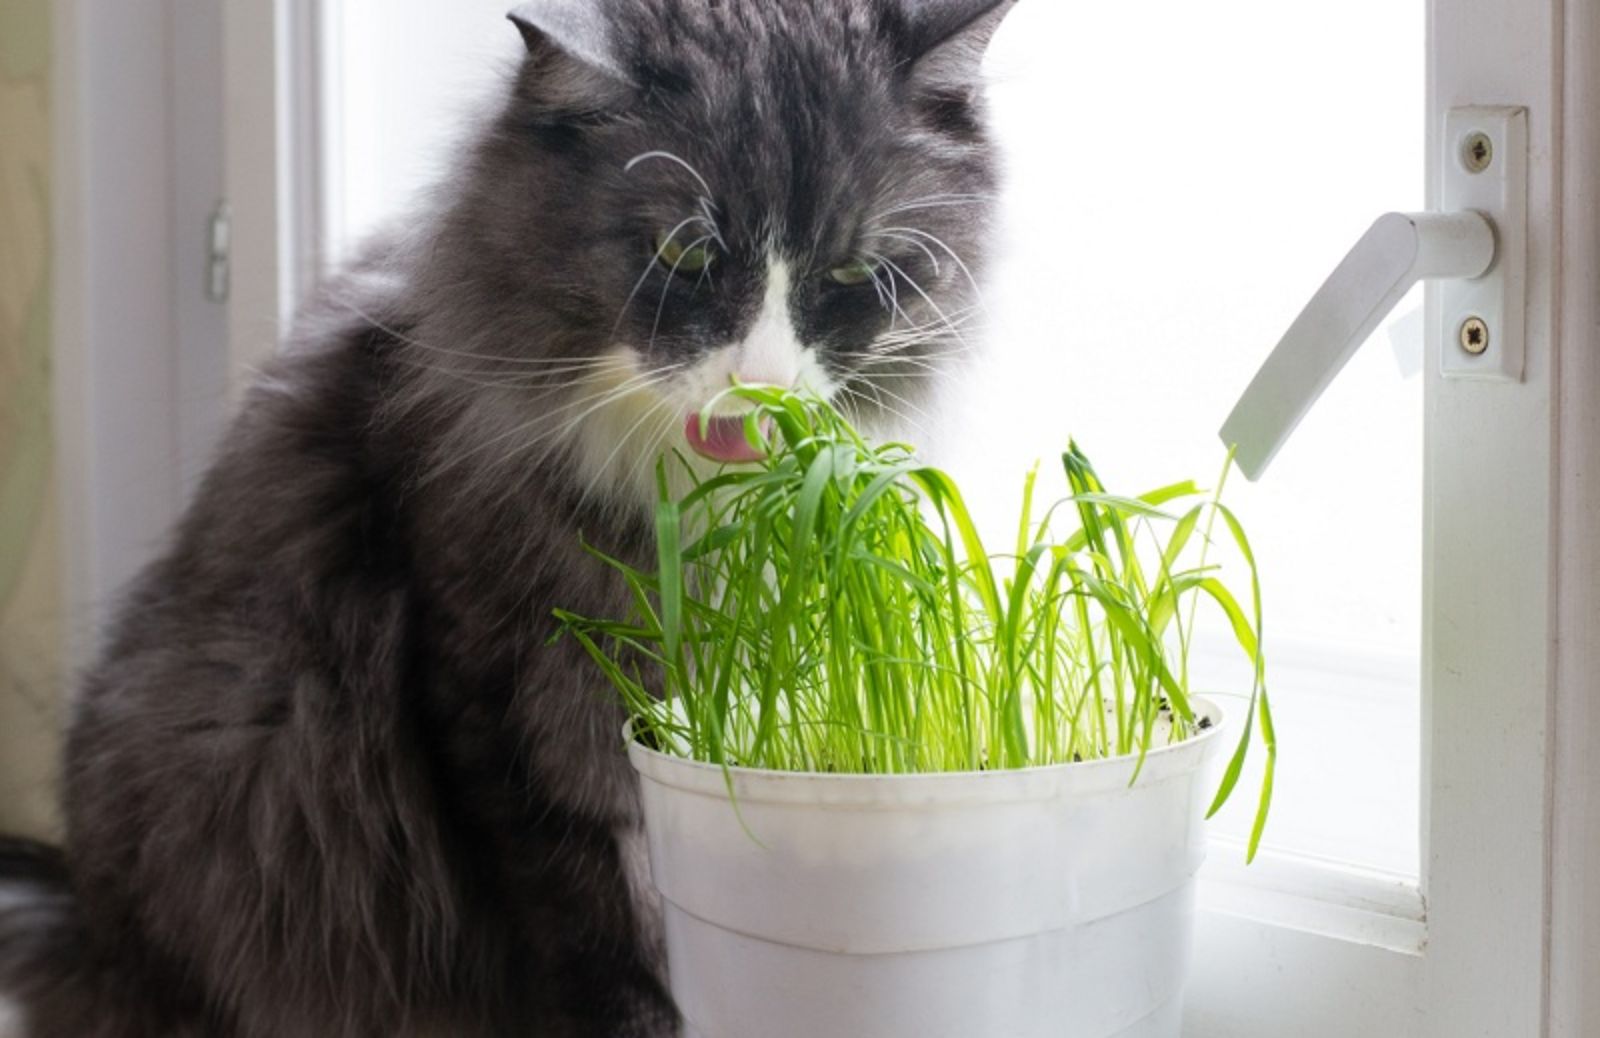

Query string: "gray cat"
[[0, 0, 1015, 1034]]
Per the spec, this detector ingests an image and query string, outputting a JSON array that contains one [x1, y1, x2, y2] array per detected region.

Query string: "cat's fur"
[[0, 0, 1015, 1034]]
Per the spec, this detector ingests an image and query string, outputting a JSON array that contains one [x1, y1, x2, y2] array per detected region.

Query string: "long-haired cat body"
[[0, 1, 1017, 1034]]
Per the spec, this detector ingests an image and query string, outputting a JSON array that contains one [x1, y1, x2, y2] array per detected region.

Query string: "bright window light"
[[326, 0, 1424, 878]]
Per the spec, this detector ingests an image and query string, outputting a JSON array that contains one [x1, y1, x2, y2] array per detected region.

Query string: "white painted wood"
[[169, 2, 231, 501], [314, 0, 348, 269], [283, 0, 330, 300], [222, 0, 326, 393], [1421, 0, 1560, 1031], [1546, 0, 1600, 1032], [1187, 910, 1425, 1037], [222, 0, 286, 392], [1200, 844, 1426, 956], [1196, 0, 1574, 1031]]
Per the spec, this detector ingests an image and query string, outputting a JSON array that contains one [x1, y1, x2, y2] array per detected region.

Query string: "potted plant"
[[558, 387, 1273, 1038]]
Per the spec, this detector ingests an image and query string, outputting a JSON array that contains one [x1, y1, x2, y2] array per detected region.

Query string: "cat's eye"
[[826, 259, 880, 287], [654, 233, 715, 275]]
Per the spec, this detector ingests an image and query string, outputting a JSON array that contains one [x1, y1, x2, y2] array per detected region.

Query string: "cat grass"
[[557, 386, 1276, 859]]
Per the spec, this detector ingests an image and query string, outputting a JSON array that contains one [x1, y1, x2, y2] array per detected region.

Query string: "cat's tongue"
[[684, 414, 766, 464]]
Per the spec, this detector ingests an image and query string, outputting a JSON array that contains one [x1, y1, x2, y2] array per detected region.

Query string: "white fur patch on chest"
[[564, 348, 690, 509]]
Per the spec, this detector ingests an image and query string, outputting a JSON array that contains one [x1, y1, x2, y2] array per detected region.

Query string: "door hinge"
[[206, 200, 231, 304]]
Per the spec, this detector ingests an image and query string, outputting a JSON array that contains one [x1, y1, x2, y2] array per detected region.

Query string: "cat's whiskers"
[[575, 394, 680, 513], [393, 357, 625, 395], [621, 406, 686, 503], [869, 305, 980, 347], [870, 226, 985, 304], [418, 355, 655, 407], [861, 262, 894, 321], [420, 362, 681, 489], [613, 215, 707, 339], [863, 263, 891, 312], [869, 193, 995, 222], [505, 364, 688, 479], [867, 231, 942, 278], [625, 151, 717, 207], [862, 251, 916, 331], [860, 265, 978, 356], [625, 149, 727, 250], [841, 351, 957, 378], [862, 253, 972, 353], [399, 351, 620, 371], [696, 197, 727, 251], [650, 233, 717, 352], [835, 390, 865, 431], [874, 254, 967, 345], [863, 379, 935, 426], [334, 294, 622, 371], [866, 333, 979, 364], [842, 383, 928, 440], [416, 373, 624, 487], [523, 364, 682, 440], [867, 348, 978, 379]]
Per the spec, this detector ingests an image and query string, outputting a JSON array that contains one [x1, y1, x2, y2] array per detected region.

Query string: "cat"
[[0, 0, 1016, 1034]]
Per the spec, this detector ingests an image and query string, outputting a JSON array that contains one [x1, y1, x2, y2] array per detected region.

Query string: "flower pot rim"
[[627, 695, 1228, 802]]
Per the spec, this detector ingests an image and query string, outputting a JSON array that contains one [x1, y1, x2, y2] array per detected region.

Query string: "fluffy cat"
[[0, 0, 1016, 1034]]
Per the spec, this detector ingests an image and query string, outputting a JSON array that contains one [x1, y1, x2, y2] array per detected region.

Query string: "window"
[[54, 0, 1579, 1033], [271, 3, 1572, 1032], [975, 1, 1426, 881], [318, 0, 522, 269]]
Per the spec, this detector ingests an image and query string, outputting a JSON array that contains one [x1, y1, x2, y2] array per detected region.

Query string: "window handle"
[[1220, 107, 1527, 481], [1220, 212, 1492, 480]]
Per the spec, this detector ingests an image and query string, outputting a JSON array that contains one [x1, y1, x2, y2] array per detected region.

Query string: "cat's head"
[[414, 0, 1016, 506]]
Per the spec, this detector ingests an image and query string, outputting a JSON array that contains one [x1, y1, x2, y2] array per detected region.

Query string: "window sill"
[[1200, 838, 1426, 956]]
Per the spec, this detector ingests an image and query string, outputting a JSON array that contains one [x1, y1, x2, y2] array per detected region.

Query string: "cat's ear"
[[903, 0, 1019, 90], [507, 1, 632, 117], [508, 2, 624, 78]]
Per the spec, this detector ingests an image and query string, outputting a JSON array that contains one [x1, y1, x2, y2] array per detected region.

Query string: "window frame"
[[1547, 6, 1600, 1035], [1189, 0, 1595, 1031]]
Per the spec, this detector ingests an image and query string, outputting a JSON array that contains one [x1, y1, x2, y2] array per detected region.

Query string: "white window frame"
[[52, 0, 1600, 1032], [1547, 7, 1600, 1031], [1186, 0, 1599, 1032], [220, 0, 326, 391]]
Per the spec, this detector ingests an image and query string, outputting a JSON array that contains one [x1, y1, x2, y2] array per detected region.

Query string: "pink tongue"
[[685, 414, 766, 464]]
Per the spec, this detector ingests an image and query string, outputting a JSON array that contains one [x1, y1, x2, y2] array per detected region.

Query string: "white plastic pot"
[[629, 699, 1228, 1038]]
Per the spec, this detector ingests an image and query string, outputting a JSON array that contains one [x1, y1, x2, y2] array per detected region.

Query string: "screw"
[[1462, 132, 1493, 173], [1459, 316, 1490, 355]]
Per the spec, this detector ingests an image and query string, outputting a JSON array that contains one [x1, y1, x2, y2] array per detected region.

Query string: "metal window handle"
[[1220, 106, 1528, 482]]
